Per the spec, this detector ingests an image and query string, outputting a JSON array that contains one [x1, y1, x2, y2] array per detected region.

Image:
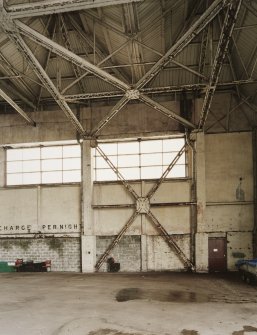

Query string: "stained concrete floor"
[[0, 272, 257, 335]]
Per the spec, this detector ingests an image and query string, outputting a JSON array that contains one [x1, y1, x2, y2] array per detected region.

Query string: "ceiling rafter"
[[5, 0, 144, 19], [15, 20, 130, 92], [59, 14, 86, 93], [198, 0, 243, 130], [136, 0, 228, 90], [71, 13, 129, 84]]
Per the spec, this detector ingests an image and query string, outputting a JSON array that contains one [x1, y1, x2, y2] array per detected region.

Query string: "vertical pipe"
[[252, 128, 257, 257]]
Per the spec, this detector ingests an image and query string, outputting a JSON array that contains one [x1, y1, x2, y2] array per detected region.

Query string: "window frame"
[[94, 136, 188, 182], [5, 143, 81, 186]]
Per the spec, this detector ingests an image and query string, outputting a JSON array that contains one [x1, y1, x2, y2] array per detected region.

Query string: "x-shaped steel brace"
[[95, 143, 195, 271]]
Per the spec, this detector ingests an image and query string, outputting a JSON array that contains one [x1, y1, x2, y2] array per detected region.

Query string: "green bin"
[[0, 261, 16, 272]]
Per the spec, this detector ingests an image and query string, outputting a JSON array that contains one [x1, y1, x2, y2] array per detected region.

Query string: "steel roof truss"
[[198, 0, 242, 129], [16, 20, 130, 92], [6, 0, 144, 19], [136, 0, 229, 90]]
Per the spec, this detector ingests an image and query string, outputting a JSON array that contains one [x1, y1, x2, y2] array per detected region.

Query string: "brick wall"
[[96, 235, 141, 272], [0, 238, 81, 272]]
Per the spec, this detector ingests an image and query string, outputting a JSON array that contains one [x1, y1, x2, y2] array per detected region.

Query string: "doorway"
[[208, 237, 227, 272]]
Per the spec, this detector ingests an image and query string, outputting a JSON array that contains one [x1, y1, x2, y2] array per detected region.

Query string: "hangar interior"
[[0, 0, 256, 275]]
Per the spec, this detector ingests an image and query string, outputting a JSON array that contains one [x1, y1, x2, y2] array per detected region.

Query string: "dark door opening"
[[208, 237, 227, 272]]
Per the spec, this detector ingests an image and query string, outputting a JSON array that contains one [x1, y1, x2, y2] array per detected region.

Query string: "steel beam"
[[0, 80, 36, 109], [0, 87, 36, 126], [147, 144, 186, 199], [139, 95, 196, 129], [95, 145, 139, 200], [198, 0, 242, 129], [136, 0, 230, 89], [6, 0, 144, 19], [63, 79, 257, 101], [91, 96, 129, 136], [95, 210, 139, 270], [16, 20, 130, 92]]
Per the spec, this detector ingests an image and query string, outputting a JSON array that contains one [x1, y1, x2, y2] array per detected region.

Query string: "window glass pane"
[[163, 152, 185, 165], [63, 158, 81, 170], [96, 168, 117, 181], [23, 160, 40, 172], [119, 168, 140, 180], [41, 146, 62, 159], [7, 149, 22, 161], [141, 140, 162, 153], [163, 138, 184, 152], [42, 171, 62, 183], [63, 170, 81, 183], [141, 153, 162, 166], [118, 155, 139, 167], [22, 148, 40, 160], [23, 172, 41, 184], [95, 156, 117, 169], [7, 161, 22, 173], [118, 142, 139, 155], [141, 166, 162, 179], [97, 143, 117, 156], [63, 145, 80, 158], [165, 165, 186, 178], [7, 173, 22, 185], [42, 159, 62, 171]]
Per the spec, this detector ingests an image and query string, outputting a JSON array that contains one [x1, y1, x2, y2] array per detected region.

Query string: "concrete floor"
[[0, 272, 257, 335]]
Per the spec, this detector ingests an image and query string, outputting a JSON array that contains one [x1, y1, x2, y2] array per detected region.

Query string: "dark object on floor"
[[15, 259, 51, 272], [236, 258, 257, 285], [107, 257, 120, 272]]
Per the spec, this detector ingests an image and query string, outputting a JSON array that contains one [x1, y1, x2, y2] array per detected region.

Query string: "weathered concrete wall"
[[0, 238, 80, 271], [0, 185, 80, 235], [0, 185, 81, 272], [146, 235, 190, 271], [96, 235, 141, 272], [0, 101, 180, 145], [204, 132, 254, 270]]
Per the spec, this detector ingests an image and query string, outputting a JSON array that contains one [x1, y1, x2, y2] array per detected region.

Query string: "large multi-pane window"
[[6, 144, 81, 186], [5, 137, 187, 186], [94, 137, 187, 181]]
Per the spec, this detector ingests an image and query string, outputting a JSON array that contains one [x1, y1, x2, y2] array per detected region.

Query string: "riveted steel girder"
[[198, 0, 242, 129], [5, 0, 144, 19]]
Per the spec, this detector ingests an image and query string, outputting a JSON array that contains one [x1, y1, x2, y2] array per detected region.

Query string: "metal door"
[[208, 237, 227, 272]]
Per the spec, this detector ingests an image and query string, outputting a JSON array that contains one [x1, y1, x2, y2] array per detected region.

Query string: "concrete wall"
[[0, 130, 254, 272], [0, 185, 81, 272], [0, 238, 80, 271], [204, 132, 254, 270], [0, 185, 80, 235]]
